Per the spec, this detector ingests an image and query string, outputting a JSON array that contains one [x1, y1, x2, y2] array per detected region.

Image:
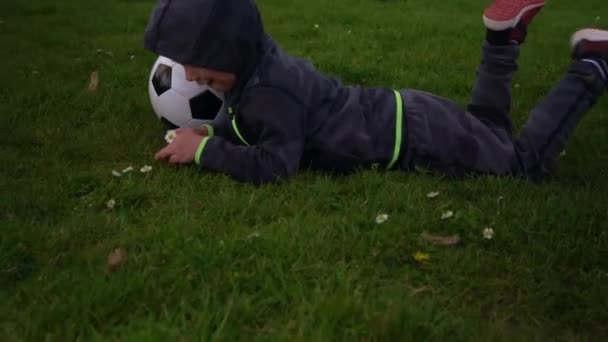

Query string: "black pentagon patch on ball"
[[190, 90, 223, 120], [151, 64, 172, 96]]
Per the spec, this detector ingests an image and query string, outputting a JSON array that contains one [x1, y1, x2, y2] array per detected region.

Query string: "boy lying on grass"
[[146, 0, 607, 184]]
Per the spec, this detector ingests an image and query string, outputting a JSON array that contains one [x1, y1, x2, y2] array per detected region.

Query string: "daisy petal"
[[106, 199, 115, 210], [426, 191, 440, 198], [247, 232, 260, 239], [140, 165, 153, 173], [440, 210, 454, 220], [165, 130, 177, 144], [375, 213, 389, 224], [483, 227, 495, 240]]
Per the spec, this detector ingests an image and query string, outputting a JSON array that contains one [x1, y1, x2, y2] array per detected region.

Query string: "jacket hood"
[[144, 0, 264, 82]]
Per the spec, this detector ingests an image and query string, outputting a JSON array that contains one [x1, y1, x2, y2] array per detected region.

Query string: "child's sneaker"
[[483, 0, 545, 45], [571, 28, 608, 84]]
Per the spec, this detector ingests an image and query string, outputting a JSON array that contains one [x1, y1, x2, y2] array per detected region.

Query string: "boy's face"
[[183, 65, 237, 93]]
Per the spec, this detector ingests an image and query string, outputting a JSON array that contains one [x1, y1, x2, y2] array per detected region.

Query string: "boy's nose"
[[184, 70, 195, 82], [183, 66, 197, 81]]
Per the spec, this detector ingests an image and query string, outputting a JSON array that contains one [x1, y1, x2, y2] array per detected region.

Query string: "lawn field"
[[1, 0, 607, 340]]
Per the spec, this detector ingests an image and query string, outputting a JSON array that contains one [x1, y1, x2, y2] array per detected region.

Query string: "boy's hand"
[[175, 127, 208, 136], [155, 129, 205, 164]]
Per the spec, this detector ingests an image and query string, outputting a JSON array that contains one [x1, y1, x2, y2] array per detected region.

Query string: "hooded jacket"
[[144, 0, 404, 184]]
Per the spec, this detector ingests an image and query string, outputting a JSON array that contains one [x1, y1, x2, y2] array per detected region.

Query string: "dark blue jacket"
[[144, 0, 403, 184]]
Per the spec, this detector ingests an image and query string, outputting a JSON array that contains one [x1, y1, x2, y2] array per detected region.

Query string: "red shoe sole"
[[483, 0, 545, 31]]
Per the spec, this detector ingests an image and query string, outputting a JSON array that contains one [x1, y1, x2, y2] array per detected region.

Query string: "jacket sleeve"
[[204, 105, 233, 138], [195, 87, 307, 184]]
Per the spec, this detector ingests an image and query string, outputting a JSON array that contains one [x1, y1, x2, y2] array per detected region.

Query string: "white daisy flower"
[[375, 213, 389, 224], [140, 165, 153, 173], [247, 232, 260, 239], [165, 130, 177, 144], [111, 170, 122, 177], [106, 199, 115, 210], [483, 227, 495, 240], [129, 55, 135, 60], [122, 166, 134, 173], [314, 24, 320, 29], [440, 210, 454, 220], [426, 191, 440, 199]]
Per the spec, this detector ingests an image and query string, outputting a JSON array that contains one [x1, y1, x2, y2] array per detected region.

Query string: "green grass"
[[1, 0, 607, 340]]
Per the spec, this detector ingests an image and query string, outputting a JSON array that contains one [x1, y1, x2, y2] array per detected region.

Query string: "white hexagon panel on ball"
[[148, 56, 224, 128]]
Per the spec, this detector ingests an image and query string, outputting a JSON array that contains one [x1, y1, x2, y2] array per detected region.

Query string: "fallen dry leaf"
[[420, 231, 461, 246], [106, 247, 127, 273], [87, 71, 99, 93], [410, 286, 432, 296], [412, 251, 431, 263]]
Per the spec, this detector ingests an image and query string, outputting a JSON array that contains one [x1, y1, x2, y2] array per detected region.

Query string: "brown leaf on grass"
[[106, 247, 127, 273], [420, 231, 461, 246], [87, 71, 99, 93], [410, 286, 432, 297]]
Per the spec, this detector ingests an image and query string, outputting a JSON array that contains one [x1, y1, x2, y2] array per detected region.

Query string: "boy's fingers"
[[175, 128, 188, 135], [169, 154, 182, 164], [192, 127, 204, 136], [155, 145, 174, 161]]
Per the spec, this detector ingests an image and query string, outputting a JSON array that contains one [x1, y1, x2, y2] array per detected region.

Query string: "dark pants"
[[399, 42, 605, 180]]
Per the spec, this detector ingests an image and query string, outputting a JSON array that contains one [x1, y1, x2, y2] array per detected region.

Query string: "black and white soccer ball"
[[148, 56, 224, 128]]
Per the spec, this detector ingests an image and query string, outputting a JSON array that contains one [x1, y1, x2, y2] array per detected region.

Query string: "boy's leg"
[[400, 89, 521, 176], [400, 30, 607, 179], [515, 29, 608, 179], [468, 0, 545, 134]]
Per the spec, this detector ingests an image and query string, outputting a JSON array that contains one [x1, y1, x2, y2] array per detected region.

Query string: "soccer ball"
[[148, 56, 224, 128]]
